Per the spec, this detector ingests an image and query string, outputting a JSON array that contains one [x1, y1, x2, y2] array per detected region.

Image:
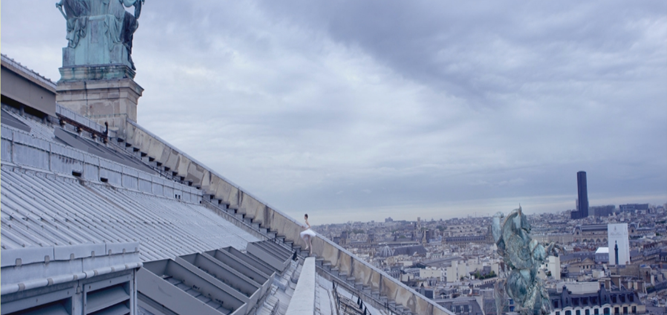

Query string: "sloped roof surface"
[[1, 106, 57, 140], [1, 55, 455, 315], [1, 109, 31, 132], [2, 106, 157, 174], [53, 127, 156, 174], [1, 166, 259, 262]]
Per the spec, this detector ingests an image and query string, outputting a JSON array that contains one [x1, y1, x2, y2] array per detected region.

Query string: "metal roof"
[[53, 127, 156, 175], [0, 55, 458, 314], [1, 166, 260, 262], [580, 224, 608, 232], [0, 55, 312, 315], [1, 105, 59, 140], [1, 109, 31, 132]]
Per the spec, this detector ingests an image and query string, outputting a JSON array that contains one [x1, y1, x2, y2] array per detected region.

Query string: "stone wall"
[[120, 119, 454, 315]]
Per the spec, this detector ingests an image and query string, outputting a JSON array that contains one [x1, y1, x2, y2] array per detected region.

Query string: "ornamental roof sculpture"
[[493, 207, 563, 315], [56, 0, 144, 71]]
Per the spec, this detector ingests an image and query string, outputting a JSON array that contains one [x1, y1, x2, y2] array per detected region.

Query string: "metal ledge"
[[246, 242, 290, 273], [203, 250, 273, 287], [285, 257, 316, 315], [140, 259, 247, 315]]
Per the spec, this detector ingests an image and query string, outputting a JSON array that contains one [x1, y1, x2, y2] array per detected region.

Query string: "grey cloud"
[[1, 0, 665, 222], [258, 1, 666, 104]]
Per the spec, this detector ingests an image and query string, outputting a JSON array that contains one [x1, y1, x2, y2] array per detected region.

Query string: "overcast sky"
[[2, 1, 666, 223]]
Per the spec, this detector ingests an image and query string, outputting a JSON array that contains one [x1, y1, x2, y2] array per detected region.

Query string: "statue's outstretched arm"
[[134, 0, 143, 20], [121, 0, 144, 19], [56, 1, 68, 19], [545, 242, 564, 257]]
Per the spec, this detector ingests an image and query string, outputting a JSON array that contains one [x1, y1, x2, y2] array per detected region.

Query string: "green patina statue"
[[56, 0, 144, 71], [493, 207, 562, 315]]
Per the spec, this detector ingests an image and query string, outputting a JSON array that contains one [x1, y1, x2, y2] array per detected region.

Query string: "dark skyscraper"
[[577, 171, 589, 218]]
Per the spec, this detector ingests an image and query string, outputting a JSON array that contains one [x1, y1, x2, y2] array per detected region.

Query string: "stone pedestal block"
[[56, 77, 143, 138], [59, 64, 136, 82]]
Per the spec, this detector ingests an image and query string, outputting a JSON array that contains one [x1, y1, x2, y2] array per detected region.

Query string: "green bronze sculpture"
[[56, 0, 144, 72], [493, 207, 562, 315]]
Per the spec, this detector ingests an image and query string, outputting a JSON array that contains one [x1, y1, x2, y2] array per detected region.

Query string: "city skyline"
[[2, 1, 666, 224]]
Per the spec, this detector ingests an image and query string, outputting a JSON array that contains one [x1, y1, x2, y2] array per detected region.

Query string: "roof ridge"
[[1, 54, 58, 89]]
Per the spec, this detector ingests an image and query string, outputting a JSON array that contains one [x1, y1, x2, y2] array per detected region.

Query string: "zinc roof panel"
[[1, 126, 14, 140], [2, 167, 260, 262], [99, 158, 123, 172], [1, 225, 35, 249], [49, 142, 85, 160], [7, 175, 107, 244], [0, 197, 76, 246], [2, 219, 52, 247], [13, 130, 50, 151], [1, 230, 26, 250]]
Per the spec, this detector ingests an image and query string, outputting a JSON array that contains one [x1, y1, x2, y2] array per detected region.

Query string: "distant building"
[[377, 245, 395, 257], [435, 297, 484, 315], [595, 247, 609, 264], [393, 245, 427, 256], [567, 257, 596, 275], [608, 223, 630, 266], [425, 229, 434, 242], [419, 286, 435, 299], [619, 204, 649, 213], [444, 235, 491, 245], [444, 226, 493, 245], [546, 256, 562, 280], [419, 267, 443, 281], [387, 265, 402, 279], [571, 171, 589, 219], [591, 205, 615, 217], [549, 283, 646, 315], [559, 252, 597, 274], [573, 225, 608, 244]]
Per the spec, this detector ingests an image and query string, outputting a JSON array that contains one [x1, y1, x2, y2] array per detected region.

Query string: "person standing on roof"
[[300, 214, 316, 256]]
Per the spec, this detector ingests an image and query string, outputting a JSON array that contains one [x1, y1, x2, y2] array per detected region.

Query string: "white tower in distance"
[[607, 223, 630, 266]]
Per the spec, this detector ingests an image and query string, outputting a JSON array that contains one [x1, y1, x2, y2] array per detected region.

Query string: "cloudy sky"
[[2, 1, 666, 223]]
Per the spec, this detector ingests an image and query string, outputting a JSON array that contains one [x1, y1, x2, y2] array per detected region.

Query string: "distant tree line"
[[471, 270, 496, 280]]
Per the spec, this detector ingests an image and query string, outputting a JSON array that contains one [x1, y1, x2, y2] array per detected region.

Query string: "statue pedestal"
[[59, 64, 136, 82], [56, 70, 143, 137], [55, 1, 144, 139]]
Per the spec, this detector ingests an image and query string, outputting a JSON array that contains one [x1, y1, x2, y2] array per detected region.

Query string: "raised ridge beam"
[[218, 247, 276, 276], [203, 250, 273, 289], [138, 259, 247, 315], [178, 253, 264, 311], [256, 240, 292, 260], [246, 241, 290, 273], [285, 257, 316, 315]]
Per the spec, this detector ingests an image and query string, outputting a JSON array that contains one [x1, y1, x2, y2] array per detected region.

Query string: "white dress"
[[300, 228, 316, 238]]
